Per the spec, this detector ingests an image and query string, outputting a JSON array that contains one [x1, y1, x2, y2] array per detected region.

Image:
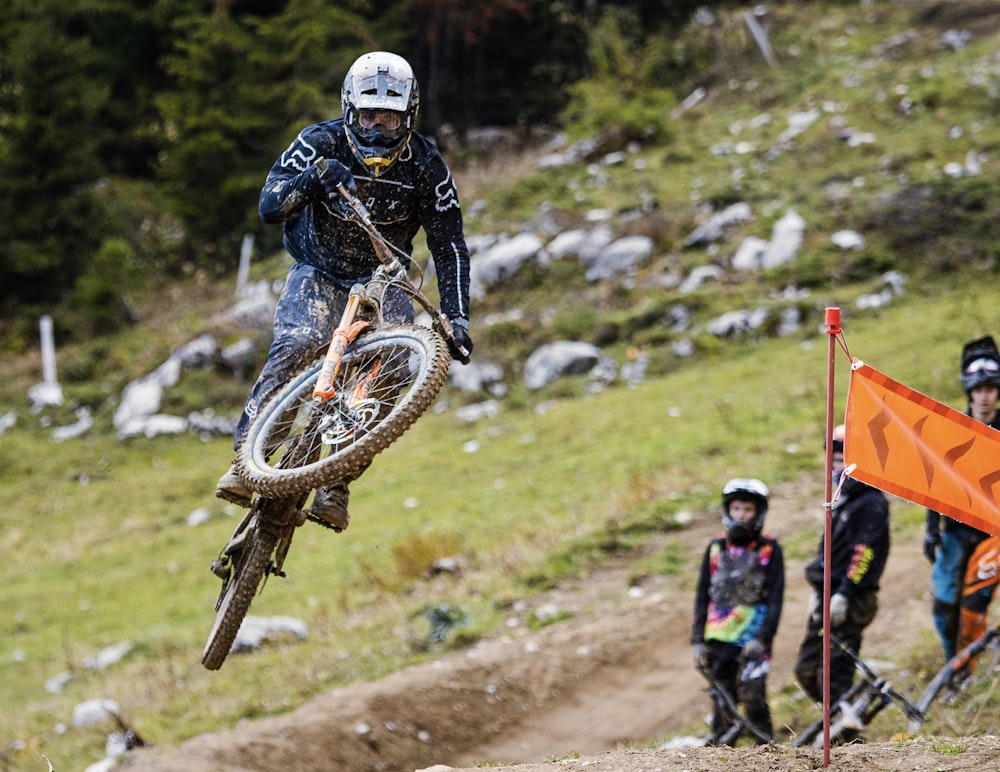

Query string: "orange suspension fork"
[[313, 288, 371, 402]]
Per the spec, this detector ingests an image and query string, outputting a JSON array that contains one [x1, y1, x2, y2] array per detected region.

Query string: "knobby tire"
[[237, 325, 450, 499], [201, 524, 279, 671]]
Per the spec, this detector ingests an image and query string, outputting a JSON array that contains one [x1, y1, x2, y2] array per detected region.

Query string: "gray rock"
[[584, 235, 655, 282], [524, 341, 605, 390]]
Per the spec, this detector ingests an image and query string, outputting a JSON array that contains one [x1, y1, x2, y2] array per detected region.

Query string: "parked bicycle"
[[908, 621, 1000, 732], [696, 663, 772, 746], [201, 175, 469, 670], [793, 634, 923, 747]]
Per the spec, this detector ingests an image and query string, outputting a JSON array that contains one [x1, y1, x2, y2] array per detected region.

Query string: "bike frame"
[[310, 177, 468, 406], [909, 622, 1000, 731]]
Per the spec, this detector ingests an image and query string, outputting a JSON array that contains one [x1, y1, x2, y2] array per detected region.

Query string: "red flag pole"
[[822, 307, 840, 766]]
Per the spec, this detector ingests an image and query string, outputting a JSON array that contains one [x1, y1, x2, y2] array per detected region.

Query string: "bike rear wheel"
[[201, 521, 279, 670], [237, 324, 450, 499]]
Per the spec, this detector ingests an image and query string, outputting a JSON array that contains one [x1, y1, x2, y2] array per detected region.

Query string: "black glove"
[[924, 533, 940, 564], [692, 642, 707, 668], [449, 319, 473, 363], [318, 158, 356, 201]]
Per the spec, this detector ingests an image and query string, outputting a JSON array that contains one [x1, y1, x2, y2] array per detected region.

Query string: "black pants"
[[706, 640, 772, 744], [793, 588, 878, 705]]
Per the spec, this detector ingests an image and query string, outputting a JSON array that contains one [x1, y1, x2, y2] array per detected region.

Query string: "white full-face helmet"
[[721, 477, 770, 545], [341, 51, 419, 175]]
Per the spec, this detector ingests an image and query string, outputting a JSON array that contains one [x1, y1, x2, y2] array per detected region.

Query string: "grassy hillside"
[[4, 2, 1000, 768]]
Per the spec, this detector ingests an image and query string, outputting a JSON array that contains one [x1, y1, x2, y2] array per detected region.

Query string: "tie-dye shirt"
[[691, 536, 785, 647]]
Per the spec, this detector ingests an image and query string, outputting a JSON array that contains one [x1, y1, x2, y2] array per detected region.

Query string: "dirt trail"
[[119, 477, 945, 772]]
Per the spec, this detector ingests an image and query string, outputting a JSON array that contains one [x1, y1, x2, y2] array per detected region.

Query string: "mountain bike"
[[907, 622, 1000, 732], [792, 635, 924, 747], [201, 172, 469, 670], [696, 663, 772, 746]]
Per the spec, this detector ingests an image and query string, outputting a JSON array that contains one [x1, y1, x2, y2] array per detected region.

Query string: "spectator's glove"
[[317, 158, 356, 201], [692, 642, 708, 668], [808, 591, 822, 623], [924, 533, 940, 564], [741, 638, 766, 660], [830, 593, 850, 627], [449, 318, 473, 363]]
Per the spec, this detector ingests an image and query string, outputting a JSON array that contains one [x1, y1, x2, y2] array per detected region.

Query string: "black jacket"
[[805, 478, 890, 598]]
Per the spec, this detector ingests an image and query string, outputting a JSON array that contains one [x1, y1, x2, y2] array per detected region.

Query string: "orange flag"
[[844, 360, 1000, 535]]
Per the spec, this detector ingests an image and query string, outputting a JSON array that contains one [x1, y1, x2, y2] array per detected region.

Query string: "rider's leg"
[[706, 642, 740, 745], [829, 589, 877, 706], [306, 284, 415, 527], [218, 265, 345, 504], [931, 529, 967, 660], [956, 536, 1000, 675], [737, 656, 773, 743], [793, 615, 824, 704]]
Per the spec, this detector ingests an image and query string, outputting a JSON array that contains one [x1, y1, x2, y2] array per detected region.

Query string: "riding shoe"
[[310, 482, 350, 531], [215, 464, 252, 507]]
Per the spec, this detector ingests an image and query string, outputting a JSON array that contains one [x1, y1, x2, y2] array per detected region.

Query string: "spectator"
[[794, 425, 890, 721], [692, 478, 784, 745], [925, 335, 1000, 677]]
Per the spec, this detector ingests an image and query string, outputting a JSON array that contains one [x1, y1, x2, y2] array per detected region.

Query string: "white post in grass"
[[236, 232, 254, 299], [28, 315, 63, 412]]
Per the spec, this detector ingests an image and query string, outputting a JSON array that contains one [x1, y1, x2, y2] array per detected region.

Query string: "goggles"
[[358, 109, 403, 132], [964, 357, 1000, 375]]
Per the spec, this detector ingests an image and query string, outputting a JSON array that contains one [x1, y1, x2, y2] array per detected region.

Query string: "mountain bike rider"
[[924, 336, 1000, 676], [691, 478, 785, 745], [216, 51, 473, 529]]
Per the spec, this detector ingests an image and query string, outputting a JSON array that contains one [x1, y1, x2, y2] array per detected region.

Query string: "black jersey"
[[259, 119, 471, 322]]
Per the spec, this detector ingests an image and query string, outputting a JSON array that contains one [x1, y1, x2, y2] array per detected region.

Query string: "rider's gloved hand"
[[449, 318, 473, 363], [692, 642, 708, 668], [318, 158, 356, 200], [807, 591, 821, 623], [830, 592, 850, 627], [923, 532, 940, 564], [741, 638, 766, 661]]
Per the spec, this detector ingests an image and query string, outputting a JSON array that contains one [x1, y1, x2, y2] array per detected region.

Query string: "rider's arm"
[[838, 494, 890, 596], [258, 124, 333, 224], [691, 543, 713, 644], [758, 540, 784, 643], [418, 154, 471, 324]]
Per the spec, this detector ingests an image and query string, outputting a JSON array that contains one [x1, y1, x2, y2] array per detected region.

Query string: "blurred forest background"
[[0, 0, 753, 344]]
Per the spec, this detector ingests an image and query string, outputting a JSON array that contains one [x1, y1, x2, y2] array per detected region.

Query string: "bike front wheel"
[[237, 325, 450, 499]]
